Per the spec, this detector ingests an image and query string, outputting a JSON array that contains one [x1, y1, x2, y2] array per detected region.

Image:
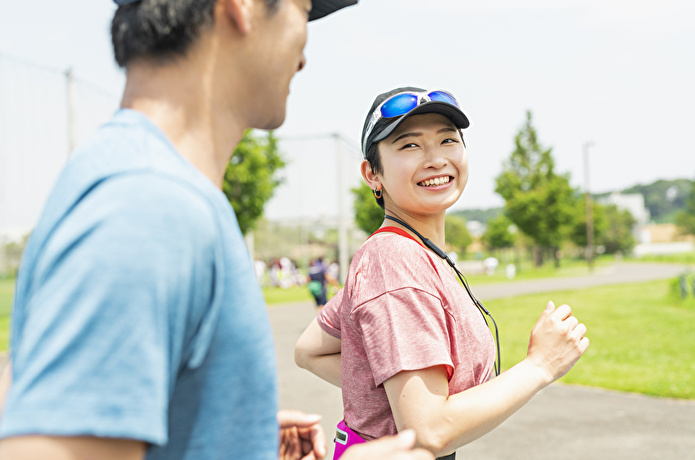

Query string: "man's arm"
[[0, 436, 146, 460], [295, 318, 342, 387]]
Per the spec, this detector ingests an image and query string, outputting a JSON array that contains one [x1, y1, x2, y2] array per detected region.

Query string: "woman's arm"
[[383, 301, 589, 456], [295, 318, 342, 387]]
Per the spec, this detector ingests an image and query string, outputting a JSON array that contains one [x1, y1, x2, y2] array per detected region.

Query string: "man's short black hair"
[[111, 0, 281, 68]]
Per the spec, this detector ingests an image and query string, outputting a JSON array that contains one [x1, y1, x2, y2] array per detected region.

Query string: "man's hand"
[[342, 430, 434, 460], [278, 410, 326, 460]]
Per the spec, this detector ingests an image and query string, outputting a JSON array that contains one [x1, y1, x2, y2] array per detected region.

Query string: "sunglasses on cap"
[[362, 90, 461, 154]]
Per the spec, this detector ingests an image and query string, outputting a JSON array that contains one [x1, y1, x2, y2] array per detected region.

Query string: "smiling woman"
[[295, 86, 590, 459]]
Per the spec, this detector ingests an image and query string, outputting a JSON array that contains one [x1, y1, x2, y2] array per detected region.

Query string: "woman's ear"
[[222, 0, 254, 35], [360, 160, 381, 190]]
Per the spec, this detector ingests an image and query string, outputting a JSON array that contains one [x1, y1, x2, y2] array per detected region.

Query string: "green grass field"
[[489, 279, 695, 399], [0, 278, 14, 351], [2, 276, 694, 399]]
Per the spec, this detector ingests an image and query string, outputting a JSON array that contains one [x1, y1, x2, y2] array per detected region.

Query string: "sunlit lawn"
[[489, 279, 695, 399], [0, 278, 13, 351], [2, 274, 694, 399], [263, 285, 314, 305]]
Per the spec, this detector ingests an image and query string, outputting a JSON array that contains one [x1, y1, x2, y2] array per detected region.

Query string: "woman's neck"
[[381, 210, 446, 250]]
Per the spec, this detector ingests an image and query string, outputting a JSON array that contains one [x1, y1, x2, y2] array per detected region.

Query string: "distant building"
[[599, 192, 650, 227], [598, 192, 651, 245], [465, 220, 485, 238], [633, 223, 694, 256]]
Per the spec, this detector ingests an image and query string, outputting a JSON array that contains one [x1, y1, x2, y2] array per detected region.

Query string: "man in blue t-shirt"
[[0, 1, 433, 460]]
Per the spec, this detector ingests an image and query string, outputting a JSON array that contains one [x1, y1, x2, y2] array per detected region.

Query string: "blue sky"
[[1, 0, 694, 229]]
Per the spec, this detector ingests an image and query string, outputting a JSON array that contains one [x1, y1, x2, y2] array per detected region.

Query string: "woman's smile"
[[417, 175, 453, 188]]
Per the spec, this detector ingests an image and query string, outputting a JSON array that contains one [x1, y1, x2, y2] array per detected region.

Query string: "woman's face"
[[375, 113, 469, 218]]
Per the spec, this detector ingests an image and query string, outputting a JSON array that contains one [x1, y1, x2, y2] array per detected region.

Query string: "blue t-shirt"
[[0, 110, 279, 459]]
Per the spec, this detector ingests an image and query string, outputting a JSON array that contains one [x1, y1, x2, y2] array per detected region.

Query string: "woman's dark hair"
[[365, 142, 385, 209], [365, 127, 466, 210], [111, 0, 281, 68]]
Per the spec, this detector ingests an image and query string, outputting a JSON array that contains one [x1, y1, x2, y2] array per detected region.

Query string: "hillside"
[[454, 178, 693, 224]]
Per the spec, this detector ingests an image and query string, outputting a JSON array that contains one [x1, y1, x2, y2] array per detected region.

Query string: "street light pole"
[[583, 141, 594, 272], [333, 133, 349, 285], [65, 68, 77, 157]]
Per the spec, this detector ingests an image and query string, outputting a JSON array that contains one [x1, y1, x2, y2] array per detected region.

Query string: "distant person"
[[0, 1, 433, 459], [295, 86, 589, 459], [327, 259, 340, 292], [307, 258, 337, 309]]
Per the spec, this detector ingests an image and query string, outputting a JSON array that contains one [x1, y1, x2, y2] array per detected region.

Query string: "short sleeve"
[[317, 288, 343, 339], [0, 174, 216, 445], [354, 288, 454, 387]]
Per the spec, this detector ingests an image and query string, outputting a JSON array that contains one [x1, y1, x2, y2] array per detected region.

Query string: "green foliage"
[[599, 204, 636, 253], [352, 182, 384, 235], [444, 214, 472, 254], [622, 178, 693, 223], [668, 275, 695, 306], [222, 130, 285, 235], [494, 111, 578, 260], [449, 207, 503, 225], [481, 214, 516, 250], [675, 180, 695, 236]]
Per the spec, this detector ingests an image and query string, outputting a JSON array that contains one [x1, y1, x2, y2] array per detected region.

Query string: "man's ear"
[[222, 0, 254, 35], [360, 160, 381, 190]]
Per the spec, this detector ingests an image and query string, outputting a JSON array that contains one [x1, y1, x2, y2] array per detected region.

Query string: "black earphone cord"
[[384, 215, 501, 376]]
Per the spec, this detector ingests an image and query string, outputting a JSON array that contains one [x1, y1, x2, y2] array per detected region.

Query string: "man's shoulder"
[[44, 111, 224, 238]]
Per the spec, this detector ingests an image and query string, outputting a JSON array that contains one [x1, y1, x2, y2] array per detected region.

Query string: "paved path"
[[271, 263, 695, 459], [472, 262, 689, 301], [1, 263, 693, 458]]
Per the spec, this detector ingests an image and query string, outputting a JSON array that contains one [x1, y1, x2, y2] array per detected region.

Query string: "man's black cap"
[[112, 0, 358, 22], [309, 0, 357, 21]]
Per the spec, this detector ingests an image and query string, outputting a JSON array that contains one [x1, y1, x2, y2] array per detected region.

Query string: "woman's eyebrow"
[[391, 127, 458, 144], [391, 132, 422, 144]]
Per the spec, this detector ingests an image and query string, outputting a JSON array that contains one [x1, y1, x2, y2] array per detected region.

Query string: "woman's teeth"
[[419, 176, 450, 187]]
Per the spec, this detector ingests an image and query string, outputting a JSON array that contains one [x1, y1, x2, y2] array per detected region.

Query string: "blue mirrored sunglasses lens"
[[428, 91, 459, 107], [380, 93, 419, 118]]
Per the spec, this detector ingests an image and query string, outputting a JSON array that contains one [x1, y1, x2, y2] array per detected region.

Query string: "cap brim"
[[309, 0, 358, 21], [372, 101, 470, 143]]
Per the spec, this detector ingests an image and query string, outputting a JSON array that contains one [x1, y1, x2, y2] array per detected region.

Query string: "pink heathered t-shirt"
[[317, 228, 495, 441]]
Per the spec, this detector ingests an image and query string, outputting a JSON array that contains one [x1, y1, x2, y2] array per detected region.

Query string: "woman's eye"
[[400, 142, 419, 149], [442, 138, 459, 144]]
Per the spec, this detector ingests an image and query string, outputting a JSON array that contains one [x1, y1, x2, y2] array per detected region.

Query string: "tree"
[[494, 111, 577, 267], [482, 214, 516, 251], [445, 214, 473, 255], [352, 182, 384, 235], [676, 180, 695, 236], [599, 204, 636, 254], [222, 130, 285, 235]]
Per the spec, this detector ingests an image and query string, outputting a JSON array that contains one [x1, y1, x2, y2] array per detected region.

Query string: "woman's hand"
[[526, 301, 590, 384]]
